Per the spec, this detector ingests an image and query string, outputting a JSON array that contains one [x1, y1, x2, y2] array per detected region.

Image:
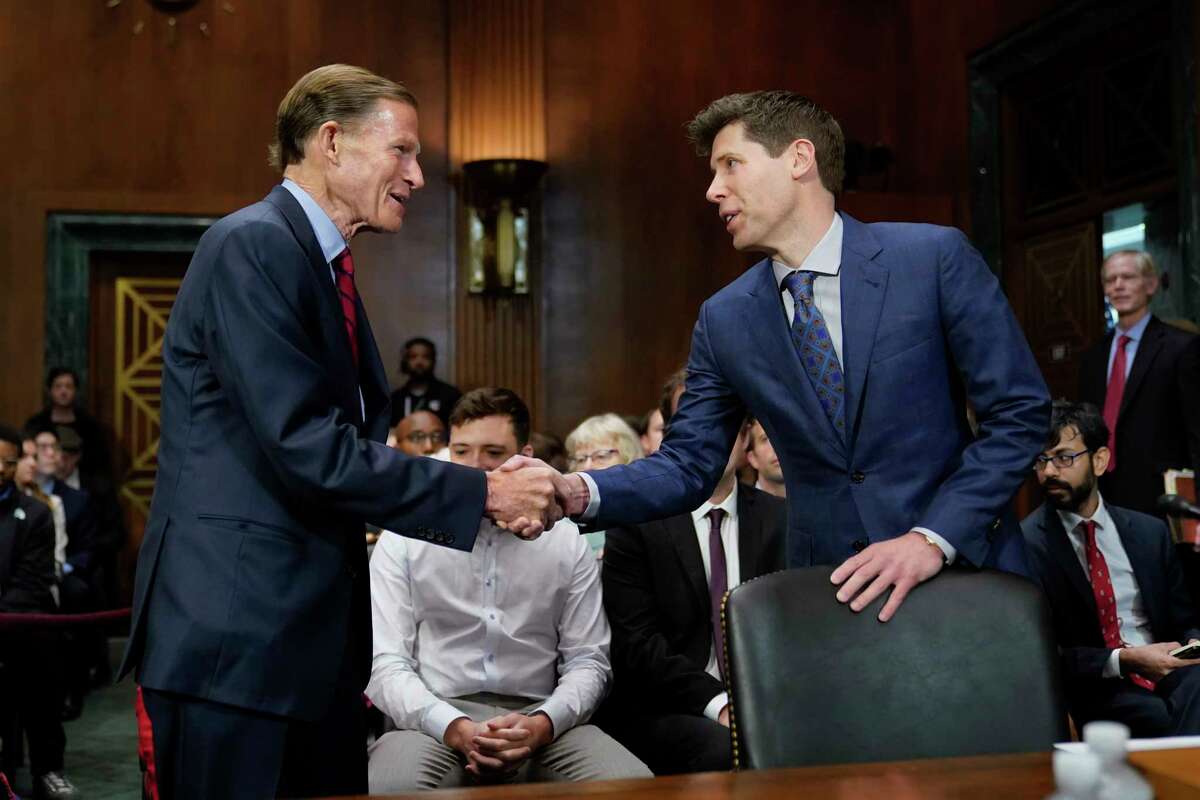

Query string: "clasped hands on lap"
[[489, 456, 945, 621], [443, 712, 554, 780]]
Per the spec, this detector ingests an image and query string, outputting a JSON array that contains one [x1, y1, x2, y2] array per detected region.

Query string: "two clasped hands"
[[483, 455, 947, 622]]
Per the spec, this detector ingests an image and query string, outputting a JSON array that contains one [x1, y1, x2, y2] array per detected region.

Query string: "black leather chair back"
[[723, 566, 1068, 769]]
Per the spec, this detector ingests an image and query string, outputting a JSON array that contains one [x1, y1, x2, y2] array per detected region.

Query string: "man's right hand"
[[1119, 641, 1194, 682], [484, 462, 564, 540]]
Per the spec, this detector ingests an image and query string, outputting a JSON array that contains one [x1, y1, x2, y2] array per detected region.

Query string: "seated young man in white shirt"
[[366, 388, 651, 791]]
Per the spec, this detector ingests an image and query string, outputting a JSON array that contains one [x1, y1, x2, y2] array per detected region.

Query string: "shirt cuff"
[[703, 692, 729, 722], [912, 527, 956, 564], [576, 472, 600, 522], [1103, 648, 1122, 679], [530, 699, 568, 741], [423, 700, 471, 745]]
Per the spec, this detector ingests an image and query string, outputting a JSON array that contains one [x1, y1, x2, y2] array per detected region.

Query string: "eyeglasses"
[[1032, 449, 1091, 471], [405, 431, 446, 445], [0, 458, 19, 469], [568, 448, 622, 469]]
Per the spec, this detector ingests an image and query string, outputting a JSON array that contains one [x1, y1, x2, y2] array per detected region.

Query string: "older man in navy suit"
[[1023, 401, 1200, 735], [513, 90, 1049, 622], [122, 65, 564, 800]]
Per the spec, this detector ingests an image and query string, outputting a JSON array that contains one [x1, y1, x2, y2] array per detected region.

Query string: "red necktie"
[[707, 508, 728, 680], [1101, 335, 1131, 472], [333, 248, 359, 370], [1081, 520, 1155, 691]]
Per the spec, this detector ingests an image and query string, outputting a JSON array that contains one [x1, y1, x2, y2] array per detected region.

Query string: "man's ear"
[[520, 444, 534, 458], [789, 138, 817, 181], [1092, 446, 1111, 476], [314, 120, 342, 165]]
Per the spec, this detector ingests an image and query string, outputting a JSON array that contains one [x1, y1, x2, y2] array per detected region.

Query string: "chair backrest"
[[723, 566, 1068, 769]]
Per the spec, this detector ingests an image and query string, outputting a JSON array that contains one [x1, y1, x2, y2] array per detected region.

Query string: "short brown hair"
[[269, 64, 418, 172], [686, 90, 845, 195], [448, 388, 531, 448], [659, 367, 688, 427]]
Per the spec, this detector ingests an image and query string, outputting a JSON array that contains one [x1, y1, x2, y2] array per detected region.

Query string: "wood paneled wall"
[[0, 0, 454, 426], [449, 0, 546, 422], [0, 0, 1061, 438]]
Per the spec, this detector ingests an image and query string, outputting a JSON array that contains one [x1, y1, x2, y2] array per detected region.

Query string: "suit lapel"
[[356, 297, 390, 435], [1109, 505, 1163, 635], [266, 186, 362, 421], [1040, 505, 1099, 618], [743, 260, 846, 459], [666, 514, 710, 614], [1118, 317, 1164, 421], [837, 214, 887, 444], [736, 488, 762, 580]]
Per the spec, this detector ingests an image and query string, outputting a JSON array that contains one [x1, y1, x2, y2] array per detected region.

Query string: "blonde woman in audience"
[[565, 414, 642, 558]]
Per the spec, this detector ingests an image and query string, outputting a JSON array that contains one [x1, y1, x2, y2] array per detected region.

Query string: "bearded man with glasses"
[[1022, 400, 1200, 736]]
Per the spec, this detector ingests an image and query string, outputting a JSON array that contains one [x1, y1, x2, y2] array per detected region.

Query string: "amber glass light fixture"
[[462, 159, 547, 295]]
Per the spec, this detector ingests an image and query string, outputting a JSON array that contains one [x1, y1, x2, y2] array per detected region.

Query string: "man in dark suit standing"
[[521, 91, 1048, 623], [1023, 401, 1200, 736], [1078, 250, 1200, 517], [122, 65, 563, 800], [388, 337, 462, 428], [598, 426, 785, 774]]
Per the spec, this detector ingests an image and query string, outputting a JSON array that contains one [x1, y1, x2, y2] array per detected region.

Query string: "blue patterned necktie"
[[782, 270, 845, 439]]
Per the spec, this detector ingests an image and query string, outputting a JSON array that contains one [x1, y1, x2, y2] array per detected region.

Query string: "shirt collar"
[[772, 212, 844, 288], [281, 178, 347, 265], [691, 480, 739, 526], [1116, 312, 1152, 342], [35, 473, 55, 497], [1057, 493, 1114, 538]]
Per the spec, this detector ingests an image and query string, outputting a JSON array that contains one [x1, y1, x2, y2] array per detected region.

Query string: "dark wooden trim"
[[43, 213, 216, 395]]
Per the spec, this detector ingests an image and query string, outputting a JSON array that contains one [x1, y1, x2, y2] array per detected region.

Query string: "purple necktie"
[[708, 508, 728, 680], [782, 269, 845, 440]]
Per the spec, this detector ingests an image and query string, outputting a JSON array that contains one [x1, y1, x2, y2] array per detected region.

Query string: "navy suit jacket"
[[589, 213, 1049, 573], [121, 186, 488, 721], [52, 478, 96, 577], [1022, 503, 1200, 708]]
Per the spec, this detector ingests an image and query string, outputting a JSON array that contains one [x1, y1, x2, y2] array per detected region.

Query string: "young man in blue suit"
[[1022, 401, 1200, 735], [519, 90, 1050, 622], [122, 65, 564, 799]]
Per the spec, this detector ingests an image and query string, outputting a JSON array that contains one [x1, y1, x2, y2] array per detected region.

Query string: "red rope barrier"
[[0, 607, 130, 630]]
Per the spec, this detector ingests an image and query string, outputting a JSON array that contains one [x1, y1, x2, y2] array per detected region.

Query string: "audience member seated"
[[366, 388, 650, 791], [640, 408, 663, 456], [29, 426, 99, 719], [565, 414, 643, 559], [746, 418, 785, 499], [1022, 401, 1200, 736], [390, 410, 446, 457], [15, 438, 67, 585], [0, 424, 77, 799], [597, 424, 786, 774], [23, 368, 113, 484], [528, 431, 567, 473], [1077, 251, 1200, 517], [388, 337, 462, 428]]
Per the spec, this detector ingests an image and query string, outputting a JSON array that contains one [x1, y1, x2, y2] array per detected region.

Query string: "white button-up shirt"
[[690, 482, 741, 721], [1057, 495, 1153, 677], [366, 518, 611, 743]]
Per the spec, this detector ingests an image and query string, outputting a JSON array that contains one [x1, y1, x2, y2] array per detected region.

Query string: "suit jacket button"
[[852, 539, 868, 552], [851, 471, 866, 484]]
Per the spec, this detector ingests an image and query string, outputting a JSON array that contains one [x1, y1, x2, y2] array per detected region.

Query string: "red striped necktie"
[[333, 248, 359, 370]]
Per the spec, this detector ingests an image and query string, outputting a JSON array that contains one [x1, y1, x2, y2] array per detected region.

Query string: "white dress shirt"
[[1106, 312, 1151, 382], [366, 517, 611, 743], [1057, 496, 1153, 677], [692, 482, 742, 721]]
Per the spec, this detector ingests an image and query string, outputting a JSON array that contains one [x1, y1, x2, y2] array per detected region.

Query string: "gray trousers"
[[367, 693, 651, 792]]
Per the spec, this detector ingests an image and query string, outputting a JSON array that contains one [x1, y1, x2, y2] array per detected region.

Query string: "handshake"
[[483, 455, 591, 540]]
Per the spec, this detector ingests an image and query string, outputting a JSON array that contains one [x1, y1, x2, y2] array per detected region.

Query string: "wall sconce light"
[[463, 158, 547, 295]]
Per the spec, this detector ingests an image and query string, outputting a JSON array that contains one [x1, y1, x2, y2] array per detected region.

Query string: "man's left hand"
[[467, 712, 553, 777], [830, 531, 945, 622]]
